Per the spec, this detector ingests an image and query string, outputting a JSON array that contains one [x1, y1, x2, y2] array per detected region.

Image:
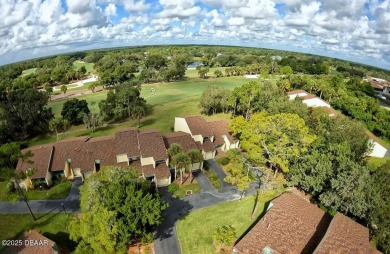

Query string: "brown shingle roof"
[[142, 163, 170, 178], [314, 213, 371, 254], [202, 140, 215, 152], [235, 193, 332, 254], [184, 116, 214, 137], [115, 128, 140, 157], [209, 120, 237, 144], [163, 131, 200, 152], [287, 89, 308, 95], [3, 229, 58, 254], [138, 130, 167, 160], [16, 145, 53, 179]]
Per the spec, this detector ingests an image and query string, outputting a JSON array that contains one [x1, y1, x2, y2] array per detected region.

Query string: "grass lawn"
[[174, 183, 201, 198], [176, 190, 282, 254], [0, 181, 8, 200], [21, 68, 37, 76], [73, 60, 95, 74], [368, 157, 390, 171], [0, 181, 72, 201], [25, 181, 72, 200], [0, 213, 76, 252], [29, 75, 249, 146]]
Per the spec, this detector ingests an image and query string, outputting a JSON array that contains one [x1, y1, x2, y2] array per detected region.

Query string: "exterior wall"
[[64, 160, 73, 179], [21, 178, 33, 190], [368, 140, 388, 158], [191, 162, 202, 171], [45, 171, 53, 187], [303, 98, 331, 108], [116, 154, 128, 163], [174, 117, 192, 134], [192, 134, 203, 144], [141, 156, 155, 167], [156, 177, 171, 187], [222, 136, 240, 151], [203, 150, 216, 160], [288, 92, 308, 100], [73, 168, 83, 178], [83, 171, 94, 180]]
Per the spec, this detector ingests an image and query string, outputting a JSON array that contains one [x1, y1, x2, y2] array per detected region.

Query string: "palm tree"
[[132, 106, 146, 128], [172, 152, 191, 186], [187, 149, 204, 183], [167, 144, 184, 179]]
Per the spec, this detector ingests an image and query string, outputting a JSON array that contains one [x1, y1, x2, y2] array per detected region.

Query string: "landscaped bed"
[[176, 190, 282, 254]]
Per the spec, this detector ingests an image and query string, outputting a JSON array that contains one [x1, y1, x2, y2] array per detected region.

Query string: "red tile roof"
[[163, 131, 200, 152], [138, 130, 167, 160], [16, 145, 53, 179], [314, 213, 371, 254], [4, 229, 58, 254], [235, 192, 332, 254]]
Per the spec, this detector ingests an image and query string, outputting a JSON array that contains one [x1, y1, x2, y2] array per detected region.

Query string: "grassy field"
[[73, 60, 95, 74], [21, 68, 37, 76], [186, 67, 228, 78], [0, 213, 76, 252], [0, 181, 72, 201], [176, 190, 281, 254], [368, 157, 390, 171], [28, 75, 249, 146]]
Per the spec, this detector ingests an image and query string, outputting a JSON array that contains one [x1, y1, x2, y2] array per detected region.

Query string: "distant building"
[[366, 132, 388, 158], [287, 90, 337, 117]]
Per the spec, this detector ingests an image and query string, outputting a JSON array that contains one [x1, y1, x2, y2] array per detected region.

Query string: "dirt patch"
[[128, 242, 154, 254]]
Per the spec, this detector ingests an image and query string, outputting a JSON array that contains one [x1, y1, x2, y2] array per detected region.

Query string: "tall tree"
[[171, 152, 191, 186], [61, 84, 67, 95], [187, 149, 204, 182], [0, 88, 53, 141], [167, 144, 184, 179], [230, 112, 315, 177], [61, 98, 90, 125], [69, 167, 168, 253], [132, 106, 146, 128]]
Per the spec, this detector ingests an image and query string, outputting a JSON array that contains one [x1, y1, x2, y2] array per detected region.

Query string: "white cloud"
[[105, 3, 117, 16], [123, 0, 151, 12]]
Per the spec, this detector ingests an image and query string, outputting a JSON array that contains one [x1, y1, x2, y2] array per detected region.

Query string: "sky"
[[1, 0, 390, 70]]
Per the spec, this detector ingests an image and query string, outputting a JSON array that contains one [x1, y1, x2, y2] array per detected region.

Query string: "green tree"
[[214, 69, 222, 77], [69, 167, 168, 253], [88, 82, 97, 92], [61, 84, 67, 95], [187, 149, 204, 182], [213, 225, 236, 253], [171, 152, 191, 186], [132, 106, 146, 128], [230, 112, 315, 177], [168, 143, 184, 180], [224, 154, 251, 199], [49, 118, 70, 141], [370, 161, 390, 252], [0, 88, 54, 141], [61, 98, 90, 125]]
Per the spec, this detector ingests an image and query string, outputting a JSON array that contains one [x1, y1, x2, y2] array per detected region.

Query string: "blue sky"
[[1, 0, 390, 70]]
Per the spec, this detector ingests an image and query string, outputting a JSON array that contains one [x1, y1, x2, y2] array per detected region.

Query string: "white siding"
[[174, 117, 192, 134], [141, 156, 155, 167], [368, 140, 388, 158], [192, 134, 203, 143], [156, 177, 171, 187], [303, 98, 331, 108], [116, 154, 128, 163]]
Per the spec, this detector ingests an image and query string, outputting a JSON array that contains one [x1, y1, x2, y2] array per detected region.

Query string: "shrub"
[[168, 183, 179, 193], [217, 157, 230, 166], [141, 233, 154, 244]]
